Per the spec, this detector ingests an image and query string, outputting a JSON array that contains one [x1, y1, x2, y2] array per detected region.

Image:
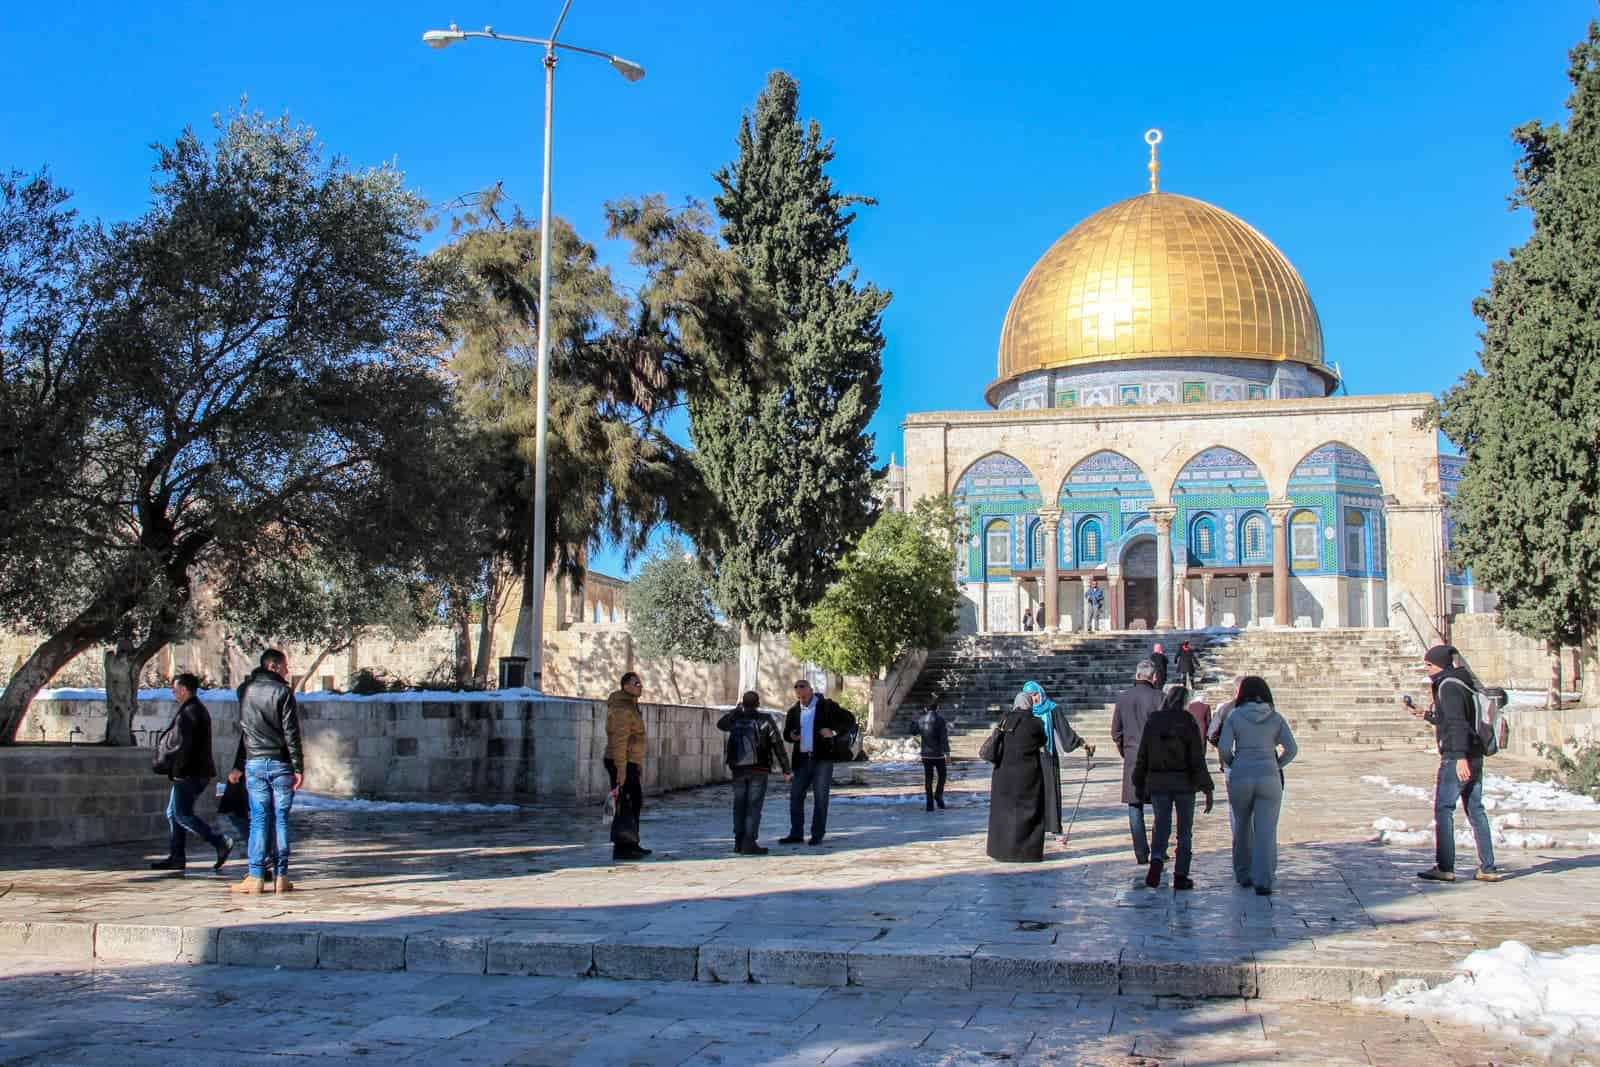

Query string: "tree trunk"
[[473, 564, 504, 688], [103, 641, 142, 746], [447, 587, 473, 687], [1549, 641, 1563, 710], [0, 594, 134, 744], [297, 646, 336, 693], [668, 656, 683, 705], [738, 623, 761, 694]]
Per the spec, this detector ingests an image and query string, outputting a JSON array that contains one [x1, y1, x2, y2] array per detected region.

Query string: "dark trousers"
[[1149, 791, 1196, 879], [1128, 803, 1150, 863], [732, 770, 770, 847], [166, 776, 225, 859], [604, 758, 644, 846], [923, 759, 947, 804], [789, 755, 834, 840]]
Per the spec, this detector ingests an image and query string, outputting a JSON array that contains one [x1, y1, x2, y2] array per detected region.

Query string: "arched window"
[[1241, 514, 1269, 562], [1189, 515, 1218, 562], [1291, 509, 1321, 565], [1031, 522, 1045, 567], [1344, 509, 1368, 575], [985, 519, 1012, 572], [1076, 518, 1104, 564]]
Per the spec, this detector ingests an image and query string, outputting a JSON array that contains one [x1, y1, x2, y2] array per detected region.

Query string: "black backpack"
[[725, 714, 764, 768]]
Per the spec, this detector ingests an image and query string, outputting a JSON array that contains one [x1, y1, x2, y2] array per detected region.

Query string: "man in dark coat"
[[780, 680, 855, 846], [1149, 643, 1169, 689], [1175, 641, 1198, 689], [150, 673, 232, 873], [1110, 660, 1163, 865], [231, 649, 303, 895], [986, 696, 1050, 862], [1408, 645, 1500, 883], [1134, 687, 1215, 890], [911, 702, 952, 810]]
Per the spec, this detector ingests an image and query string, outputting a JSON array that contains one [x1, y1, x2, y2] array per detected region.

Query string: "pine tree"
[[695, 72, 891, 680], [1430, 21, 1600, 681]]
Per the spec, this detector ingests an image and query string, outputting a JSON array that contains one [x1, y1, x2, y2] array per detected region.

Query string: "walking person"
[[1020, 681, 1093, 840], [1149, 643, 1169, 689], [1207, 678, 1243, 777], [1084, 579, 1105, 631], [1408, 645, 1501, 883], [1111, 660, 1163, 865], [718, 691, 792, 855], [605, 672, 651, 861], [218, 735, 276, 885], [1175, 641, 1198, 690], [1217, 676, 1298, 895], [150, 674, 232, 874], [912, 702, 952, 811], [231, 650, 303, 895], [986, 693, 1051, 862], [780, 680, 854, 846], [1134, 686, 1215, 890]]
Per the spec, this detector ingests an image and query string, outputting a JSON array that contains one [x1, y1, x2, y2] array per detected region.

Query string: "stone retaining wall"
[[1501, 702, 1600, 758], [17, 692, 729, 804], [0, 747, 168, 847]]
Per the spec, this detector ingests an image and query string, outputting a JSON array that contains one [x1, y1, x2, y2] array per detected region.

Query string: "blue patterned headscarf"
[[1022, 681, 1059, 753]]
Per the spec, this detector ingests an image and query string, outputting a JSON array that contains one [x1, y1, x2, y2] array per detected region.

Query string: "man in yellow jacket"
[[605, 672, 650, 861]]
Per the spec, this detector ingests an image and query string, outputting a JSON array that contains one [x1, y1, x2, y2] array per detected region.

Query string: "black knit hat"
[[1424, 644, 1456, 669]]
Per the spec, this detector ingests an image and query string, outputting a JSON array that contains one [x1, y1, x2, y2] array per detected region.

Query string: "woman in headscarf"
[[986, 692, 1049, 862], [1020, 680, 1093, 840]]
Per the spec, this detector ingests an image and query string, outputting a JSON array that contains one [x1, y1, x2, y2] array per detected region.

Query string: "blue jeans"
[[789, 756, 834, 840], [166, 777, 225, 859], [1149, 792, 1196, 879], [226, 813, 278, 872], [1128, 804, 1149, 862], [1228, 770, 1282, 889], [246, 759, 295, 879], [1435, 756, 1496, 874]]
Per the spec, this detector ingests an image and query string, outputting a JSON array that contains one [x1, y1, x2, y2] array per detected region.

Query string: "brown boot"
[[274, 876, 294, 893], [231, 876, 265, 895]]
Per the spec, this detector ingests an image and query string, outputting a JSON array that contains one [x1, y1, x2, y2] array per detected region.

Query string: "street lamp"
[[423, 4, 645, 693]]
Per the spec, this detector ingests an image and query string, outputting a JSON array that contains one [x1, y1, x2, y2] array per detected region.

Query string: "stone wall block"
[[592, 936, 698, 982], [318, 930, 407, 971], [488, 933, 601, 977], [405, 932, 488, 974], [219, 926, 319, 969], [0, 920, 93, 958]]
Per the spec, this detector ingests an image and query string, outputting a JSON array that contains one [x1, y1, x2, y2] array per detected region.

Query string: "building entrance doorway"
[[1122, 537, 1158, 629]]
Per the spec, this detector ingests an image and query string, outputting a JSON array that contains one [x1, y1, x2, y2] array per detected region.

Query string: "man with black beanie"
[[1407, 644, 1500, 883]]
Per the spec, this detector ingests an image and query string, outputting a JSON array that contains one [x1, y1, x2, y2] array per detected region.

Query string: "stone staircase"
[[892, 628, 1435, 758]]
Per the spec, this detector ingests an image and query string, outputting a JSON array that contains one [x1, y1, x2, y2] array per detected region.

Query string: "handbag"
[[218, 777, 249, 818], [979, 722, 1006, 764], [150, 716, 181, 776]]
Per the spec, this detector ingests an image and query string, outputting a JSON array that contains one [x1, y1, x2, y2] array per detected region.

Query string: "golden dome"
[[994, 191, 1327, 392]]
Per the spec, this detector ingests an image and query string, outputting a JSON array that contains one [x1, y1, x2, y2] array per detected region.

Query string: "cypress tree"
[[695, 72, 891, 677], [1430, 21, 1600, 686]]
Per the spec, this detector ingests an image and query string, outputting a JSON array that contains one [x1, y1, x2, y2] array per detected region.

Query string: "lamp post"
[[423, 5, 644, 692]]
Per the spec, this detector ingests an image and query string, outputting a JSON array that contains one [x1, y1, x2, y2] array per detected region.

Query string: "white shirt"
[[799, 697, 819, 754]]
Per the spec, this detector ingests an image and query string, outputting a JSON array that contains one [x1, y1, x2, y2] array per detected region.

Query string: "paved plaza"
[[2, 745, 1598, 1063]]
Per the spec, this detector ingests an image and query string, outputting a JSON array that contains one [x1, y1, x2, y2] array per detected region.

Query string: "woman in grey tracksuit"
[[1217, 675, 1298, 895]]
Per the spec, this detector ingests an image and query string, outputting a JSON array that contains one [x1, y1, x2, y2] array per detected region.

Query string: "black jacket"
[[236, 668, 304, 773], [160, 697, 218, 781], [1175, 647, 1197, 677], [784, 697, 854, 762], [911, 709, 951, 759], [717, 708, 792, 775], [1133, 706, 1215, 800], [1111, 681, 1162, 805], [1428, 665, 1481, 759], [1149, 652, 1169, 688]]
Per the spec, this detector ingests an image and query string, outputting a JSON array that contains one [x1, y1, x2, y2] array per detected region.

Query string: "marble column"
[[1268, 502, 1293, 627], [978, 580, 989, 633], [1247, 573, 1261, 627], [1109, 568, 1124, 631], [1201, 573, 1214, 629], [1039, 509, 1062, 630], [1151, 506, 1177, 631]]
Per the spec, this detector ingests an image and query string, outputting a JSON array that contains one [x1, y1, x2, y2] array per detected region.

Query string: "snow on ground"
[[293, 794, 520, 814], [1362, 775, 1432, 802], [1370, 815, 1563, 850], [1482, 774, 1599, 812], [1368, 940, 1600, 1066]]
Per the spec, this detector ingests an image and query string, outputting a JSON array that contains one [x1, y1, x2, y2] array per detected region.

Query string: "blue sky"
[[4, 1, 1590, 577]]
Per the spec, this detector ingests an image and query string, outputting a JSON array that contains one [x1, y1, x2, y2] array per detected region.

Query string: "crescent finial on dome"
[[1145, 129, 1163, 193]]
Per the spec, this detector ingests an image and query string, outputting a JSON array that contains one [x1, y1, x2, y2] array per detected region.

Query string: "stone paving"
[[1, 745, 1597, 1007], [0, 954, 1541, 1065]]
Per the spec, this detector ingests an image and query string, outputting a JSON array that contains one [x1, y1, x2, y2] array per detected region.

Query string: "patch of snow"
[[1361, 774, 1432, 802], [1589, 832, 1600, 848], [1372, 817, 1411, 831], [1367, 940, 1600, 1064], [1418, 928, 1475, 942], [1372, 815, 1565, 851], [292, 794, 520, 814], [1482, 774, 1599, 813], [863, 736, 923, 762]]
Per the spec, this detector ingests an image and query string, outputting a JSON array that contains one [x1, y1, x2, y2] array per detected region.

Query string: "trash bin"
[[498, 656, 529, 689]]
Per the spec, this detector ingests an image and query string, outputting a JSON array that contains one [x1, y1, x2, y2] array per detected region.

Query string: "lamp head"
[[423, 24, 465, 49], [610, 56, 646, 82]]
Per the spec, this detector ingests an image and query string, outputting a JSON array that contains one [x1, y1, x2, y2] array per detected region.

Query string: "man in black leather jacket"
[[150, 673, 232, 874], [229, 649, 303, 895]]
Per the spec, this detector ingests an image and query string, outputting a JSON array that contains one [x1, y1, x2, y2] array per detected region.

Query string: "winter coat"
[[1428, 666, 1482, 759], [1175, 647, 1198, 677], [1111, 681, 1161, 804], [1039, 706, 1088, 834], [986, 709, 1048, 862], [717, 708, 791, 775], [1217, 700, 1298, 781], [1187, 700, 1211, 741], [606, 689, 647, 767], [1133, 705, 1215, 801], [911, 710, 951, 760], [159, 696, 218, 781], [784, 697, 855, 762], [237, 668, 303, 773], [1149, 652, 1168, 688]]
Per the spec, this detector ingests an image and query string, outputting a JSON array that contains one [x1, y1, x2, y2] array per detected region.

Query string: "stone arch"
[[1056, 449, 1153, 504], [1287, 441, 1385, 492], [952, 453, 1041, 583], [1167, 445, 1268, 502]]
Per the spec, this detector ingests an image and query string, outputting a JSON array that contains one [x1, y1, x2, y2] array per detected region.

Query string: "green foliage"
[[690, 71, 891, 636], [626, 539, 735, 664], [1534, 739, 1600, 801], [1426, 22, 1600, 647], [791, 496, 961, 677]]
